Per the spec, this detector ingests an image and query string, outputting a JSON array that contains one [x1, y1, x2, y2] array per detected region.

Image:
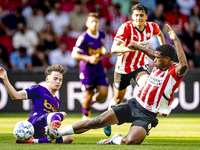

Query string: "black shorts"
[[114, 65, 150, 90], [112, 98, 158, 133]]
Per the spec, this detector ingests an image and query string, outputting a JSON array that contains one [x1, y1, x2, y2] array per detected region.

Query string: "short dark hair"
[[87, 13, 99, 20], [131, 4, 148, 15], [156, 44, 176, 61]]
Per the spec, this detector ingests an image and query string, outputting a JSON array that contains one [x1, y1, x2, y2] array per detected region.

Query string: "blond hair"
[[45, 64, 66, 76]]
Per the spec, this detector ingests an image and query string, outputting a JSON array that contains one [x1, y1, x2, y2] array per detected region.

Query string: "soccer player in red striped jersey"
[[45, 24, 188, 145], [104, 3, 165, 136]]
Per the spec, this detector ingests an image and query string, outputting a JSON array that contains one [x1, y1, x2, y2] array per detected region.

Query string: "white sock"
[[59, 125, 74, 137], [113, 136, 122, 145], [33, 139, 38, 143], [108, 97, 118, 109]]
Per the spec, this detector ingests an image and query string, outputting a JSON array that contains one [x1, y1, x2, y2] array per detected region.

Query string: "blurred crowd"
[[0, 0, 199, 72]]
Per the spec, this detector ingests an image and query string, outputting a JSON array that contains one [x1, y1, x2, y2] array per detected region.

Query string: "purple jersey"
[[25, 84, 61, 126], [74, 30, 106, 77]]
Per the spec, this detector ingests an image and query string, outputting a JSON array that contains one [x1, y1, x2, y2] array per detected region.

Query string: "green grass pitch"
[[0, 113, 200, 150]]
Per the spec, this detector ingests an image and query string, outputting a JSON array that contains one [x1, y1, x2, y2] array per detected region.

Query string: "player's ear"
[[46, 77, 49, 83], [146, 15, 148, 21]]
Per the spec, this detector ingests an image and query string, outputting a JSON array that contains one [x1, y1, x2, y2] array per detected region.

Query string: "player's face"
[[46, 71, 63, 91], [154, 51, 167, 70], [86, 17, 99, 32], [132, 10, 148, 26]]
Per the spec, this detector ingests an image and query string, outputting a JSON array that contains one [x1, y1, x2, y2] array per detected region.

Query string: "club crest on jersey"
[[146, 32, 151, 37]]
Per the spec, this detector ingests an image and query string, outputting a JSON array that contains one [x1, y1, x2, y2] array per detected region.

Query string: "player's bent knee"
[[114, 97, 123, 104], [60, 112, 67, 118], [62, 135, 74, 144]]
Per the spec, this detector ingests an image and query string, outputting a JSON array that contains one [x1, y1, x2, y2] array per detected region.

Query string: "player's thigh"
[[134, 66, 150, 87], [113, 72, 131, 90], [96, 85, 108, 96], [123, 126, 146, 145]]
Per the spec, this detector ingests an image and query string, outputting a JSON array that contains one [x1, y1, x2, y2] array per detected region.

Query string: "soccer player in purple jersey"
[[72, 13, 111, 120], [0, 64, 73, 144]]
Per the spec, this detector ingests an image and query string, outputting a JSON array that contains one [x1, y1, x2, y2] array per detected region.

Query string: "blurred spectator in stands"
[[0, 44, 9, 70], [156, 0, 175, 13], [69, 0, 88, 38], [21, 0, 33, 17], [176, 0, 196, 16], [110, 2, 128, 34], [37, 0, 53, 16], [102, 21, 114, 70], [13, 22, 39, 56], [180, 20, 200, 60], [138, 0, 156, 16], [148, 3, 165, 29], [0, 6, 26, 36], [45, 2, 70, 36], [32, 45, 49, 72], [10, 47, 32, 72], [39, 22, 59, 54], [93, 0, 112, 31], [26, 3, 45, 33], [49, 42, 78, 71], [164, 2, 189, 37], [111, 0, 132, 16], [191, 39, 200, 68], [190, 5, 200, 33]]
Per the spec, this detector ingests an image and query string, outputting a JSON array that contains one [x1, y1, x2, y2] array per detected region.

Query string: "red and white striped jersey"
[[136, 65, 184, 116], [114, 21, 160, 74]]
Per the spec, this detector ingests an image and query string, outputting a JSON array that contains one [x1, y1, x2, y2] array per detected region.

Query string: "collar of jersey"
[[87, 29, 99, 39], [132, 21, 146, 33]]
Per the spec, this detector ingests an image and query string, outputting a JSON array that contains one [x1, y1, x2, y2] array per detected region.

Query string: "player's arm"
[[101, 39, 112, 57], [157, 30, 165, 45], [166, 24, 188, 76], [71, 47, 101, 65], [111, 40, 133, 53], [127, 42, 155, 60], [0, 67, 26, 100]]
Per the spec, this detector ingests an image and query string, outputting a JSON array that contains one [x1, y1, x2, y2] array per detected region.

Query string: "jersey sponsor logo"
[[43, 100, 57, 113], [88, 47, 101, 55], [148, 74, 164, 86]]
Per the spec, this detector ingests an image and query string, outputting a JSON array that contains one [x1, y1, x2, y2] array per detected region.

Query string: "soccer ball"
[[13, 121, 34, 141]]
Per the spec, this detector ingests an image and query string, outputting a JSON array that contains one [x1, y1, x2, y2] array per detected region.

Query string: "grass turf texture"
[[0, 113, 200, 150]]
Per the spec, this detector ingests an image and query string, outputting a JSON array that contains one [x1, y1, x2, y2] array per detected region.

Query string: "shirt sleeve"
[[25, 85, 41, 99], [151, 22, 160, 35], [73, 35, 85, 53], [114, 23, 129, 43]]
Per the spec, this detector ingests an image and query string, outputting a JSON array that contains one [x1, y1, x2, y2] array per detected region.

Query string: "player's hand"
[[127, 42, 138, 50], [166, 24, 178, 41], [0, 67, 7, 80], [89, 54, 101, 64]]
